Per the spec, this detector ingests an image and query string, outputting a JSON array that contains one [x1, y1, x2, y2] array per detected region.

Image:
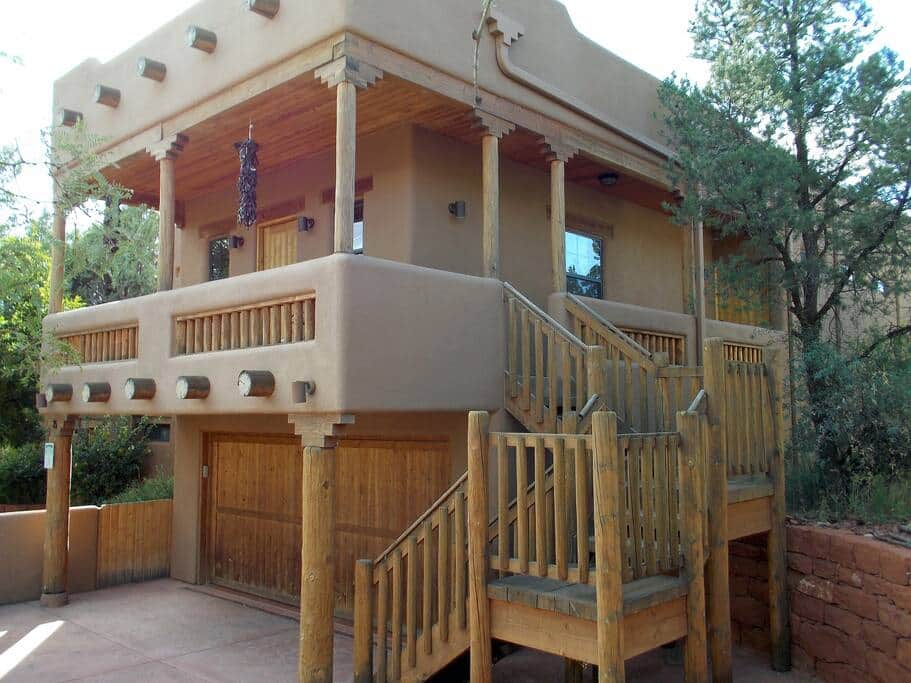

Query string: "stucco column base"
[[40, 591, 69, 608]]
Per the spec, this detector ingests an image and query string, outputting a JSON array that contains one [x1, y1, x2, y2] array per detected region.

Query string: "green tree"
[[660, 0, 911, 484], [66, 203, 158, 305]]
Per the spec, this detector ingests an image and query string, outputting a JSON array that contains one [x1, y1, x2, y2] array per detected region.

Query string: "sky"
[[1, 0, 908, 226]]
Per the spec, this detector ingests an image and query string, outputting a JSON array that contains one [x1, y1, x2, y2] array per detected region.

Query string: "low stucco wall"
[[42, 254, 505, 418], [730, 525, 911, 682], [0, 506, 99, 605]]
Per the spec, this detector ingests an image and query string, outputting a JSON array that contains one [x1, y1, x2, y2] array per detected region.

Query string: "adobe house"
[[39, 0, 789, 680]]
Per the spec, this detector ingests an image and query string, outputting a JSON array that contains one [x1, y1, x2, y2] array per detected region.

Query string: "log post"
[[147, 134, 188, 292], [334, 80, 357, 254], [41, 416, 76, 607], [467, 410, 492, 683], [353, 558, 374, 683], [678, 411, 709, 683], [314, 56, 382, 254], [592, 411, 623, 682], [49, 206, 67, 315], [473, 111, 515, 279], [299, 444, 336, 683], [544, 138, 575, 294], [694, 218, 707, 364], [764, 345, 791, 671], [702, 337, 732, 682]]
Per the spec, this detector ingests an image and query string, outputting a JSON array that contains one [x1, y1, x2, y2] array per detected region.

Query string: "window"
[[353, 199, 365, 254], [208, 237, 230, 281], [148, 422, 171, 443], [565, 230, 603, 298]]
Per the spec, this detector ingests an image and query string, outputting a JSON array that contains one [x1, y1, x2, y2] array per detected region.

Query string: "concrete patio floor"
[[0, 579, 816, 682]]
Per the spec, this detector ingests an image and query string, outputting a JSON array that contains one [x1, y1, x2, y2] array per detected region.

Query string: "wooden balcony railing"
[[174, 293, 315, 355], [59, 324, 139, 363], [619, 327, 687, 366], [725, 360, 776, 476], [724, 341, 763, 364]]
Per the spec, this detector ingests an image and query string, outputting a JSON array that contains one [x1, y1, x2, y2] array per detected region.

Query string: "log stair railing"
[[504, 283, 605, 435]]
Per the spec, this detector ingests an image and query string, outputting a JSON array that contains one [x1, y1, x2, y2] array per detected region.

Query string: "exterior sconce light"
[[298, 216, 315, 232], [94, 85, 121, 108], [598, 172, 620, 187], [448, 200, 466, 219], [56, 109, 83, 127], [187, 26, 217, 53], [247, 0, 280, 18], [137, 57, 167, 81], [292, 380, 316, 403], [230, 235, 245, 249]]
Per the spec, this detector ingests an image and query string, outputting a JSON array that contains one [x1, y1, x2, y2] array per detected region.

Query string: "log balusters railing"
[[59, 324, 139, 363], [504, 283, 602, 434], [174, 293, 315, 355], [354, 473, 470, 682], [565, 294, 662, 432]]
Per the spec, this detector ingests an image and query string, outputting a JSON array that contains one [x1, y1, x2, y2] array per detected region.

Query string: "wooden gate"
[[204, 433, 451, 609]]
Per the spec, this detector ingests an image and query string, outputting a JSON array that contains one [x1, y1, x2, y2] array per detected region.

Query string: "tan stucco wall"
[[177, 125, 415, 287], [53, 0, 665, 167], [170, 411, 472, 584], [43, 253, 504, 418], [0, 506, 98, 605]]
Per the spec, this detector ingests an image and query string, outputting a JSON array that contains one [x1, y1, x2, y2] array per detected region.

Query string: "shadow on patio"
[[0, 579, 815, 682]]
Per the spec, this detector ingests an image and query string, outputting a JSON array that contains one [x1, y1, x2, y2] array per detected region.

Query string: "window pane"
[[353, 221, 364, 253], [567, 276, 602, 299], [208, 237, 230, 281], [565, 230, 602, 296], [353, 199, 364, 254]]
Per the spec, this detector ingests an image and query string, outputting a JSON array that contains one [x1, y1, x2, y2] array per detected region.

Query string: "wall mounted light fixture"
[[298, 216, 316, 232], [598, 172, 620, 187], [448, 200, 466, 219], [230, 235, 245, 249]]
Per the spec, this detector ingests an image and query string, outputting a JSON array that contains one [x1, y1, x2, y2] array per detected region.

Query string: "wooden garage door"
[[205, 434, 451, 608]]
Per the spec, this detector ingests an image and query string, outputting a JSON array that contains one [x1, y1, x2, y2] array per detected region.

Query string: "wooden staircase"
[[351, 284, 791, 682]]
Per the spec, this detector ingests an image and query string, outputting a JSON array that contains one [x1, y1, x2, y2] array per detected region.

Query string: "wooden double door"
[[203, 433, 451, 609]]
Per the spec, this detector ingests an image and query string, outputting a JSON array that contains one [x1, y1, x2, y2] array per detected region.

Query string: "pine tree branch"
[[859, 324, 911, 359]]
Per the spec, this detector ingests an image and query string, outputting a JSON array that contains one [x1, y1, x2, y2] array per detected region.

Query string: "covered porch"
[[0, 579, 814, 682]]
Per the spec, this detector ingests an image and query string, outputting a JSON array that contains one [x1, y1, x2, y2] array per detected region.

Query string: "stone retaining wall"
[[730, 524, 911, 682]]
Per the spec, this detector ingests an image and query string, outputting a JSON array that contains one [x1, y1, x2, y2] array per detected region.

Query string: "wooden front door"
[[256, 219, 297, 270], [204, 433, 451, 608]]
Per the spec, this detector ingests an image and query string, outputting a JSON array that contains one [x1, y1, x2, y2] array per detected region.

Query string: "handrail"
[[687, 389, 707, 414], [566, 294, 655, 366], [374, 471, 467, 565], [504, 282, 584, 349]]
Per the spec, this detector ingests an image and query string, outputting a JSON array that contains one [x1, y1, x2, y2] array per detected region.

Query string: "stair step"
[[487, 573, 687, 621]]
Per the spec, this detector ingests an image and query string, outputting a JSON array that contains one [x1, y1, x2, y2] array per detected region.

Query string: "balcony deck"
[[40, 254, 504, 417]]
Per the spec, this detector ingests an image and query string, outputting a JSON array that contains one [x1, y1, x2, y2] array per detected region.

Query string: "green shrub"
[[107, 472, 173, 504], [70, 417, 154, 505], [0, 442, 45, 504]]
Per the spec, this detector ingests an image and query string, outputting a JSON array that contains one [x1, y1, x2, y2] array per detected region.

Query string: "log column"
[[543, 138, 577, 294], [289, 413, 355, 683], [693, 217, 708, 363], [299, 444, 336, 683], [315, 56, 383, 254], [41, 415, 76, 607], [147, 134, 188, 291], [473, 111, 515, 279], [49, 205, 68, 314]]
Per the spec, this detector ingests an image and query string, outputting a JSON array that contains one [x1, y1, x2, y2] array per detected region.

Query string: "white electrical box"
[[44, 442, 55, 469]]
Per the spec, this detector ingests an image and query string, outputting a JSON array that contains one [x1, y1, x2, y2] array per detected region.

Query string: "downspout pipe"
[[486, 12, 674, 162]]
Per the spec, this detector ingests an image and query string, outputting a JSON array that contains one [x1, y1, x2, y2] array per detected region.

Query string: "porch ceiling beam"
[[87, 32, 666, 193]]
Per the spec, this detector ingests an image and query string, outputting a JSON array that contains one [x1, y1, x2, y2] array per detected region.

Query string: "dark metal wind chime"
[[235, 122, 259, 228]]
